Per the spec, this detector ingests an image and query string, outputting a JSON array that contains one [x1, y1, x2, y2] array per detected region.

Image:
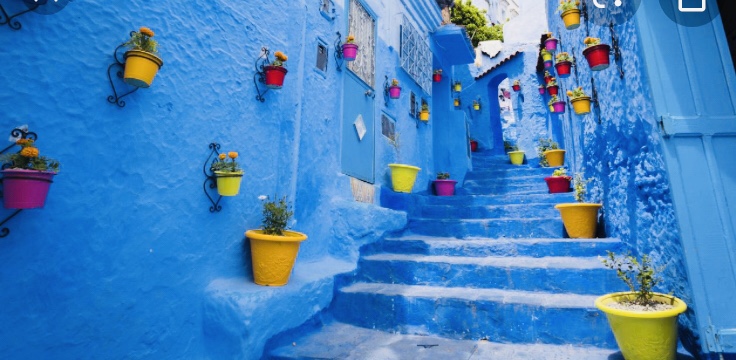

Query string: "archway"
[[485, 73, 517, 155]]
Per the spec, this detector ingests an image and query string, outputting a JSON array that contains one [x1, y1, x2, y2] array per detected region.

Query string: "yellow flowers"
[[139, 27, 155, 37], [219, 153, 226, 160], [584, 37, 601, 47], [567, 90, 574, 96], [391, 78, 399, 86], [346, 34, 355, 43], [274, 51, 288, 62], [228, 152, 238, 159], [20, 147, 39, 158]]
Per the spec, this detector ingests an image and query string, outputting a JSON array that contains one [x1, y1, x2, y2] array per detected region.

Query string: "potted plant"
[[537, 138, 565, 167], [557, 0, 581, 30], [596, 252, 688, 360], [512, 80, 521, 92], [554, 173, 601, 238], [544, 33, 558, 52], [555, 52, 573, 78], [342, 34, 359, 61], [541, 49, 553, 68], [506, 143, 525, 165], [0, 138, 59, 209], [211, 151, 244, 196], [543, 70, 554, 85], [453, 98, 461, 107], [419, 103, 430, 122], [583, 37, 611, 71], [122, 26, 163, 88], [388, 78, 401, 99], [433, 69, 443, 82], [567, 87, 592, 115], [453, 81, 462, 92], [245, 195, 307, 286], [433, 172, 457, 196], [387, 133, 421, 193], [263, 50, 289, 89], [544, 167, 572, 193], [538, 84, 546, 95], [548, 95, 566, 114], [546, 77, 559, 96], [470, 137, 479, 152], [473, 100, 480, 111]]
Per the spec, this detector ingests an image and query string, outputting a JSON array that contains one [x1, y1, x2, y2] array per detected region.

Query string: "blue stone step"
[[419, 193, 576, 206], [331, 283, 617, 348], [462, 182, 550, 195], [406, 217, 564, 238], [466, 167, 555, 179], [375, 235, 623, 258], [267, 321, 633, 360], [419, 203, 559, 219], [464, 173, 548, 184], [355, 254, 624, 295]]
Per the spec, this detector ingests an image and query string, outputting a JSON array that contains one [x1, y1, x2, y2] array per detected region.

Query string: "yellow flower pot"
[[508, 151, 525, 165], [419, 110, 430, 122], [554, 203, 601, 238], [473, 104, 480, 111], [246, 230, 307, 286], [542, 52, 553, 62], [123, 50, 164, 88], [454, 99, 460, 107], [215, 171, 244, 196], [561, 9, 581, 30], [388, 164, 421, 193], [453, 83, 462, 92], [595, 292, 687, 360], [543, 149, 566, 167], [571, 96, 592, 115]]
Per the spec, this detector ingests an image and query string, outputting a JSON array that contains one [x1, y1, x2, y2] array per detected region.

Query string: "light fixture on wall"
[[0, 0, 71, 30]]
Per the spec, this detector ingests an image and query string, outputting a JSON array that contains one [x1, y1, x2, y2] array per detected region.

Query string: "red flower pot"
[[470, 140, 478, 152], [342, 43, 359, 61], [433, 73, 442, 82], [544, 176, 572, 193], [583, 44, 611, 71], [433, 179, 457, 196], [1, 169, 56, 209], [264, 65, 288, 89], [555, 61, 572, 78], [389, 86, 401, 99], [544, 75, 553, 85], [547, 85, 559, 96], [512, 84, 521, 92]]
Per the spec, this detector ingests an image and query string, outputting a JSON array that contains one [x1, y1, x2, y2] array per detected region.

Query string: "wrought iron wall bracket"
[[334, 31, 344, 71], [581, 0, 590, 37], [591, 77, 602, 124], [0, 1, 41, 30], [609, 22, 625, 79], [107, 37, 139, 108], [0, 127, 39, 238], [253, 47, 273, 103], [382, 75, 390, 106], [203, 143, 223, 213]]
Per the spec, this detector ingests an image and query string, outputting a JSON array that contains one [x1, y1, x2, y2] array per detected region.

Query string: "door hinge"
[[658, 116, 670, 138]]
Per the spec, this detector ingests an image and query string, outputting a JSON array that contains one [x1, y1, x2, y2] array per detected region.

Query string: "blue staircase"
[[266, 151, 631, 359]]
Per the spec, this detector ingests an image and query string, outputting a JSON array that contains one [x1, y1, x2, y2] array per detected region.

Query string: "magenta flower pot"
[[544, 60, 553, 69], [342, 43, 359, 61], [552, 101, 566, 113], [389, 86, 401, 99], [433, 179, 457, 196], [545, 38, 559, 52], [539, 87, 546, 95], [1, 169, 56, 209]]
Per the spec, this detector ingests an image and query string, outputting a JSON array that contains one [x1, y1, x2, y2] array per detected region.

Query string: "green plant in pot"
[[211, 151, 244, 196], [596, 252, 687, 360], [388, 133, 421, 193], [1, 137, 60, 209], [245, 195, 307, 286], [554, 173, 601, 238], [537, 138, 565, 167]]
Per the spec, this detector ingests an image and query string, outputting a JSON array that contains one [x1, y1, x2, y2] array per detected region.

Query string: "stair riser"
[[464, 182, 550, 192], [469, 166, 550, 175], [463, 186, 550, 196], [375, 239, 624, 258], [356, 260, 624, 295], [419, 194, 576, 206], [420, 205, 558, 219], [332, 291, 617, 348], [407, 219, 564, 238], [463, 177, 550, 187]]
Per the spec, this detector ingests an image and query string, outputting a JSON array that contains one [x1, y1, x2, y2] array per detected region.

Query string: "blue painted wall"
[[0, 0, 447, 358]]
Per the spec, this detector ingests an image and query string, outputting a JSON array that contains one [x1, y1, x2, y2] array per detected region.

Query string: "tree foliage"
[[450, 0, 504, 47]]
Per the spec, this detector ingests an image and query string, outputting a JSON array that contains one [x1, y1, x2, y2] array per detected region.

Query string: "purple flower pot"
[[389, 86, 401, 99], [342, 43, 358, 61], [433, 179, 457, 196], [552, 101, 566, 113], [1, 169, 56, 209], [539, 87, 546, 95], [545, 38, 559, 52], [544, 60, 553, 69]]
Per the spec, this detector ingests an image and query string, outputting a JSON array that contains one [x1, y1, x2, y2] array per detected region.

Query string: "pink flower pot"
[[342, 43, 359, 61], [545, 38, 559, 52], [555, 61, 572, 78], [539, 87, 546, 95], [433, 179, 457, 196], [264, 65, 288, 89], [552, 101, 566, 113], [544, 176, 572, 193], [1, 169, 56, 209], [544, 60, 553, 69], [583, 44, 611, 71], [389, 86, 401, 99]]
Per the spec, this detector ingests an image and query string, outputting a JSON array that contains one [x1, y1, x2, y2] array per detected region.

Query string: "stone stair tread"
[[267, 321, 631, 360], [385, 235, 618, 243], [341, 282, 598, 308], [362, 254, 607, 269], [410, 217, 558, 222]]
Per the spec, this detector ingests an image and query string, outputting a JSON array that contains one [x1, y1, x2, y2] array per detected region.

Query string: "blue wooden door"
[[637, 0, 736, 354], [341, 0, 376, 183]]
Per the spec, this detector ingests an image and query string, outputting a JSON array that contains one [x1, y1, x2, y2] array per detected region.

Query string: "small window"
[[316, 43, 328, 72], [320, 0, 335, 21], [381, 113, 396, 141]]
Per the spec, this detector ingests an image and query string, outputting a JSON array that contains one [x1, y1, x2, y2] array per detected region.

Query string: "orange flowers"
[[20, 147, 39, 158], [139, 27, 155, 37], [228, 152, 238, 159], [274, 51, 288, 62], [219, 153, 226, 160], [346, 35, 355, 43], [584, 37, 601, 47]]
